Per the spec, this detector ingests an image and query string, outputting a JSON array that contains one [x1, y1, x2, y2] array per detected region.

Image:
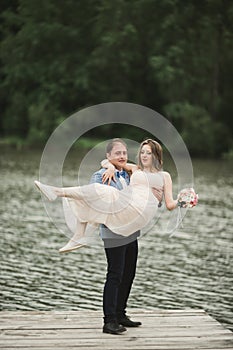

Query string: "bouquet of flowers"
[[177, 188, 198, 208]]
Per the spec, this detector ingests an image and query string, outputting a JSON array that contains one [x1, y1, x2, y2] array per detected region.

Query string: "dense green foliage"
[[0, 0, 233, 156]]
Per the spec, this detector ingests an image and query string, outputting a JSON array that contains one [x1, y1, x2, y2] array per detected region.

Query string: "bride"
[[35, 139, 197, 252]]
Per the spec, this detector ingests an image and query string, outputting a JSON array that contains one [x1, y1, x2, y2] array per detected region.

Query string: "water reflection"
[[0, 150, 232, 331]]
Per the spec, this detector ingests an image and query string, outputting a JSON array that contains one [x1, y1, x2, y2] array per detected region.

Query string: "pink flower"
[[178, 188, 198, 208]]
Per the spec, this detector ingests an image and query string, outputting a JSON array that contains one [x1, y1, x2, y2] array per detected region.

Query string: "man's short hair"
[[106, 138, 127, 154]]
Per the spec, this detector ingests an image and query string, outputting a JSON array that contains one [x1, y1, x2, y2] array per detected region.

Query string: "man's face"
[[107, 142, 128, 170]]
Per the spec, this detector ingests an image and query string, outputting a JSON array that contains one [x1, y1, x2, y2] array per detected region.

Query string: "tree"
[[0, 0, 232, 156]]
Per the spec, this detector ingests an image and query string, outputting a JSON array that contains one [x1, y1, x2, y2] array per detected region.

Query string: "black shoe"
[[118, 315, 142, 327], [103, 321, 127, 335]]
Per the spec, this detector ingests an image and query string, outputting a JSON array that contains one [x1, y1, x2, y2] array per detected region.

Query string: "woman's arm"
[[100, 159, 138, 184], [124, 163, 138, 173], [100, 159, 116, 184], [101, 159, 138, 172], [162, 171, 178, 210], [101, 159, 115, 170]]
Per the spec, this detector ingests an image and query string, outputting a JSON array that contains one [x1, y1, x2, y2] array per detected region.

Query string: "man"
[[90, 138, 141, 335]]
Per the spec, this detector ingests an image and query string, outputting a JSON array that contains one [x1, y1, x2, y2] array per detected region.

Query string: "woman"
[[101, 139, 177, 211], [35, 139, 196, 252]]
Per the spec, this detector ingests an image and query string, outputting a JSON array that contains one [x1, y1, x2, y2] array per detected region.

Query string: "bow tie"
[[116, 171, 126, 178]]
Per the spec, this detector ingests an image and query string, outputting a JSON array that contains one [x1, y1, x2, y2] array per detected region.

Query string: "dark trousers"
[[103, 239, 138, 324]]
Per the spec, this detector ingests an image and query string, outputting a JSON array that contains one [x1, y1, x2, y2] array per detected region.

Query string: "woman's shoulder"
[[159, 171, 172, 184], [158, 170, 169, 175]]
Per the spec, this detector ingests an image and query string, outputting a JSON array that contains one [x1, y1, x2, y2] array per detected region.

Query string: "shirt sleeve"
[[90, 171, 103, 185]]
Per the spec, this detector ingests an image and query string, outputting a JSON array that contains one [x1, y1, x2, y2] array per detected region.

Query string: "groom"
[[90, 138, 141, 335]]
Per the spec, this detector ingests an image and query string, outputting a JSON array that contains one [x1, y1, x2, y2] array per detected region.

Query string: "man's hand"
[[152, 187, 163, 203]]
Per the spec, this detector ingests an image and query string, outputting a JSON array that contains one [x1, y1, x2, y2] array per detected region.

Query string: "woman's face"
[[140, 144, 153, 169]]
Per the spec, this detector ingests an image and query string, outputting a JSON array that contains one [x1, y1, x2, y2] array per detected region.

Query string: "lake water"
[[0, 148, 232, 331]]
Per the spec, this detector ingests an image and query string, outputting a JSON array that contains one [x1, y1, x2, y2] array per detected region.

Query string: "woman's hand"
[[102, 168, 116, 185], [101, 159, 116, 185]]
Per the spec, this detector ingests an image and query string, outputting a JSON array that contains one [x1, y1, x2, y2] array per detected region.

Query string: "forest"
[[0, 0, 233, 157]]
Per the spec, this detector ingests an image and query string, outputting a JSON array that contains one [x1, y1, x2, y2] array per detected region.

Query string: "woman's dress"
[[66, 170, 164, 236]]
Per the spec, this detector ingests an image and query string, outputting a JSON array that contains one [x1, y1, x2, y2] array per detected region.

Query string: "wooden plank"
[[0, 328, 231, 339], [3, 348, 233, 350], [0, 309, 232, 350], [0, 309, 207, 317], [1, 348, 232, 350], [0, 347, 230, 350], [0, 310, 218, 325], [1, 336, 233, 349], [0, 318, 220, 330], [0, 309, 207, 316]]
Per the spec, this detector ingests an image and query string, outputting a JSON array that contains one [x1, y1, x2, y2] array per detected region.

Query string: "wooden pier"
[[0, 309, 233, 349]]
